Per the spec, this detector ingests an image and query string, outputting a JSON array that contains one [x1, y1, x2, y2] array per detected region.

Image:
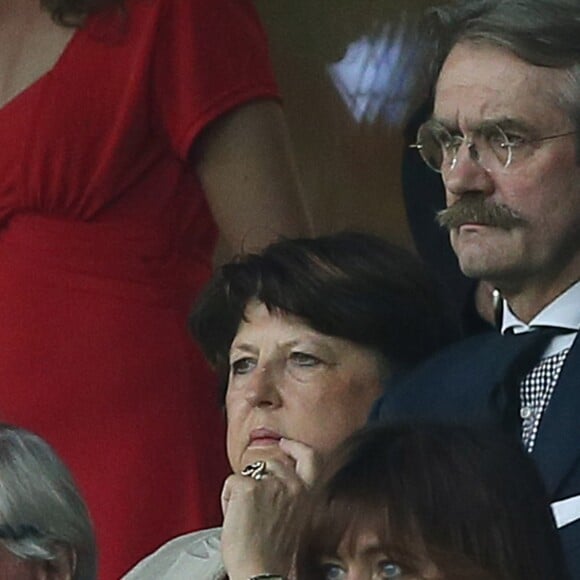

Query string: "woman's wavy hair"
[[191, 231, 461, 401], [0, 424, 97, 579], [296, 423, 569, 580], [41, 0, 124, 25]]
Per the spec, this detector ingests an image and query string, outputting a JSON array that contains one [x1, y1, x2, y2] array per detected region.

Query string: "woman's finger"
[[278, 438, 322, 485], [220, 473, 237, 516]]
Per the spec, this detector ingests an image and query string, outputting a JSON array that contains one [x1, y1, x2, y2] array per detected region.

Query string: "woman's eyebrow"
[[229, 342, 259, 355]]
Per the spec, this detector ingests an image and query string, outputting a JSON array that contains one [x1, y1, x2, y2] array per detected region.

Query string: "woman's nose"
[[244, 364, 282, 408]]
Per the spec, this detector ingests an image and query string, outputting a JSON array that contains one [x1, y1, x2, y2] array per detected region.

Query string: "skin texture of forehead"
[[434, 41, 571, 131]]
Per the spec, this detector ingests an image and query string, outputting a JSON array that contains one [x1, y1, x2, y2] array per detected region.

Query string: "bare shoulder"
[[0, 2, 75, 109]]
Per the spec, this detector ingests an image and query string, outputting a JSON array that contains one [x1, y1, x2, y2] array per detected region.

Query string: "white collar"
[[501, 281, 580, 334], [500, 281, 580, 356]]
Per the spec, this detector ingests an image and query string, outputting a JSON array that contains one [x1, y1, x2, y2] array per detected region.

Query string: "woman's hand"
[[278, 437, 321, 487], [220, 439, 322, 580]]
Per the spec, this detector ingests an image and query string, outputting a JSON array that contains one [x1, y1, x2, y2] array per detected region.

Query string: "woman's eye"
[[321, 563, 345, 580], [380, 561, 403, 579], [230, 357, 256, 375], [289, 352, 322, 367]]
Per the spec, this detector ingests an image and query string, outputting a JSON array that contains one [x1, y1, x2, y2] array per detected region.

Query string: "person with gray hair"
[[0, 424, 96, 580], [372, 0, 580, 577]]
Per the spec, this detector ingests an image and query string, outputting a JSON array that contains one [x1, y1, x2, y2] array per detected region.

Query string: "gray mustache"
[[436, 195, 525, 230]]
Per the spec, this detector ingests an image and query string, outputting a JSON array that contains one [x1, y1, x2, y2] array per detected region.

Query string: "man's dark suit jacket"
[[371, 331, 580, 578]]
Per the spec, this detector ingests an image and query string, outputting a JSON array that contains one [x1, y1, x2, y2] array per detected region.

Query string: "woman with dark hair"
[[297, 423, 568, 580], [124, 232, 460, 579], [0, 0, 307, 577], [193, 231, 460, 398]]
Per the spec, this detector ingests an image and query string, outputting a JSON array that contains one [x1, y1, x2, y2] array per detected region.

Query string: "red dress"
[[0, 1, 278, 578]]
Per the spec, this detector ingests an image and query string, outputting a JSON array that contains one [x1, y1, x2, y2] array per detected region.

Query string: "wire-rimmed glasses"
[[410, 120, 577, 173]]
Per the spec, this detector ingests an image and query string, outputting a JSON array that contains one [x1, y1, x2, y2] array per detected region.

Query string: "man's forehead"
[[430, 115, 534, 134], [433, 41, 569, 130], [438, 40, 543, 81]]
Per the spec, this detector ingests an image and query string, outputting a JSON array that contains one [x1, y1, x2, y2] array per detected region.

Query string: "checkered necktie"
[[497, 327, 562, 440], [520, 347, 569, 452]]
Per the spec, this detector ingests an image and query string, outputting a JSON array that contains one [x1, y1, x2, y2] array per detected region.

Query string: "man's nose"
[[443, 141, 494, 200]]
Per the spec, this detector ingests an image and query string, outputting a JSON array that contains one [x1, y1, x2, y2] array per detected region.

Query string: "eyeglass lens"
[[415, 123, 512, 172]]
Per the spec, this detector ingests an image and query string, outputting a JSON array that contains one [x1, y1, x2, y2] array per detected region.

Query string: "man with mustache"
[[373, 0, 580, 576]]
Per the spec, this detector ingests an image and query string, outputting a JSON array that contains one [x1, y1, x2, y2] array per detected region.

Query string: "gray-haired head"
[[424, 0, 580, 152], [0, 424, 96, 579]]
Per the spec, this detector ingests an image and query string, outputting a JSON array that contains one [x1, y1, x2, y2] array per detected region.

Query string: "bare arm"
[[191, 100, 312, 255]]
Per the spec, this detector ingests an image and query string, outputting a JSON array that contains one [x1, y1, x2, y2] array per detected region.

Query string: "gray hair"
[[424, 0, 580, 147], [0, 424, 96, 579]]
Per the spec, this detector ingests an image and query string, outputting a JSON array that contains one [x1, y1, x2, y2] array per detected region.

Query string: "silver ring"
[[241, 460, 268, 481]]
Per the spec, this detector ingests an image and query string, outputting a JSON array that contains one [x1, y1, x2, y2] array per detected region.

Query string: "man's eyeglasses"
[[410, 121, 577, 173]]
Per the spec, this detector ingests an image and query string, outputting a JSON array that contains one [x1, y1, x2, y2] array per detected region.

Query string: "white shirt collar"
[[500, 281, 580, 355], [501, 281, 580, 334]]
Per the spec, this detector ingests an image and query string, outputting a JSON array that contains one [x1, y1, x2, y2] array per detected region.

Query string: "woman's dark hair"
[[296, 423, 568, 580], [191, 232, 461, 400], [41, 0, 124, 25]]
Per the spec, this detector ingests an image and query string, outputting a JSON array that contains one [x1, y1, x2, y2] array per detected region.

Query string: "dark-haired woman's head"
[[191, 232, 461, 475], [296, 423, 567, 580], [193, 232, 459, 396]]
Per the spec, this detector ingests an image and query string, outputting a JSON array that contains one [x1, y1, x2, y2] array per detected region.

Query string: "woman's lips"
[[249, 428, 283, 447]]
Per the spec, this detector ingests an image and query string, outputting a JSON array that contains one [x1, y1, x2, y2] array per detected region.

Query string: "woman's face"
[[226, 301, 384, 473], [0, 543, 71, 580], [315, 530, 439, 580]]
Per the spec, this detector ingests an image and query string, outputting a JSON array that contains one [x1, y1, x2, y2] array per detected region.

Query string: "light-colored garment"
[[501, 280, 580, 356], [122, 527, 226, 580]]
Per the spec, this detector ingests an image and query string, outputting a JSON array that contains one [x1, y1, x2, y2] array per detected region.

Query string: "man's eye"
[[289, 352, 322, 367], [502, 133, 526, 147], [230, 357, 256, 375], [430, 123, 453, 141], [321, 563, 345, 580], [485, 126, 525, 149], [442, 135, 463, 152], [380, 561, 403, 579]]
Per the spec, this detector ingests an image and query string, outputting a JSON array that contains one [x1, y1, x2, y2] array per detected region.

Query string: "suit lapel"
[[532, 336, 580, 497], [380, 331, 580, 500], [379, 332, 532, 425], [473, 332, 542, 425]]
